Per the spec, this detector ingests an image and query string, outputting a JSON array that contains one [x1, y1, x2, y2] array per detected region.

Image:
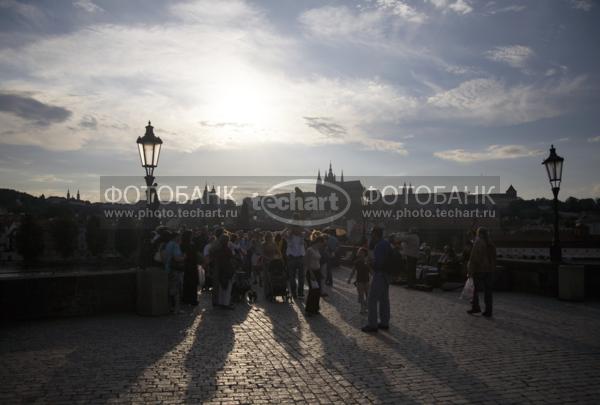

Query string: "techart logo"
[[252, 179, 351, 227]]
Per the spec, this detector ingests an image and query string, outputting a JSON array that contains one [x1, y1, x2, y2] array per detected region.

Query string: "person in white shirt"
[[285, 225, 306, 298], [305, 236, 325, 315]]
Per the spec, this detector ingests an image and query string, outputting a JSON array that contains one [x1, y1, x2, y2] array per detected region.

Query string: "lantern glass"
[[143, 143, 155, 168], [137, 142, 146, 167], [152, 143, 161, 167], [542, 145, 564, 190]]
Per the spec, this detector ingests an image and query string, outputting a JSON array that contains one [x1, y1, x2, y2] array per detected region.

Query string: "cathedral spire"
[[317, 169, 322, 184]]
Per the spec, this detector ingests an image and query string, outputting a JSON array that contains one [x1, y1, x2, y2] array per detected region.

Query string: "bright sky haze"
[[0, 0, 599, 201]]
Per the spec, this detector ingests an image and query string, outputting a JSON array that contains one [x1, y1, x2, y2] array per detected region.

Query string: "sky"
[[0, 0, 599, 202]]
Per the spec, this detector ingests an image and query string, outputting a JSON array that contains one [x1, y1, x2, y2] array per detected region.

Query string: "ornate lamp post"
[[136, 121, 162, 208], [136, 121, 163, 270], [542, 144, 564, 263]]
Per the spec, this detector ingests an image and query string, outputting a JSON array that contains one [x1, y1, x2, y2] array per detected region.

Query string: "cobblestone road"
[[2, 267, 600, 404]]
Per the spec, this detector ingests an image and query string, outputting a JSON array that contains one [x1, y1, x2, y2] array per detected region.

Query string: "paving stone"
[[1, 267, 600, 404]]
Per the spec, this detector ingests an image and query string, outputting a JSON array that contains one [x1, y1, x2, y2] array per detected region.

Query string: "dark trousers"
[[367, 271, 390, 328], [326, 256, 336, 286], [182, 264, 199, 305], [287, 256, 305, 296], [472, 272, 493, 314], [305, 269, 321, 314], [211, 266, 219, 307]]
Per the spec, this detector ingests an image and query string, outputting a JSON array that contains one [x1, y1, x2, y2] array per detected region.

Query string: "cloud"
[[31, 174, 72, 183], [0, 0, 46, 26], [299, 2, 427, 43], [357, 138, 407, 155], [426, 76, 585, 126], [588, 136, 600, 143], [299, 6, 386, 41], [569, 0, 593, 11], [374, 0, 427, 23], [449, 0, 473, 14], [299, 5, 475, 77], [79, 115, 97, 130], [73, 0, 103, 13], [198, 120, 247, 129], [0, 1, 420, 154], [427, 0, 473, 14], [484, 4, 526, 15], [0, 0, 590, 157], [0, 92, 72, 126], [304, 116, 347, 138], [434, 144, 543, 162], [485, 45, 534, 69]]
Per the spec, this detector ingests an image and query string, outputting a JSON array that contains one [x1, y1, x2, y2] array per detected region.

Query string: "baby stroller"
[[266, 259, 291, 303], [231, 270, 257, 304]]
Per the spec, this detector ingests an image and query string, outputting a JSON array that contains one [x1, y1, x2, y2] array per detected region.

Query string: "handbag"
[[459, 277, 474, 300], [197, 265, 206, 288]]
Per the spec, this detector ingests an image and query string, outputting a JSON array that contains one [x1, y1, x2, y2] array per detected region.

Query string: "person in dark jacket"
[[215, 234, 235, 309], [362, 228, 392, 333], [467, 227, 496, 317], [181, 230, 199, 306], [305, 236, 325, 316]]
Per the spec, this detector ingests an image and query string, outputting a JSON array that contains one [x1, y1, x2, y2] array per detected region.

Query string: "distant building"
[[316, 162, 364, 207]]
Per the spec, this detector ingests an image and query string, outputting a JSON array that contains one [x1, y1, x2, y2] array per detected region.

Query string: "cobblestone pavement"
[[2, 267, 600, 404]]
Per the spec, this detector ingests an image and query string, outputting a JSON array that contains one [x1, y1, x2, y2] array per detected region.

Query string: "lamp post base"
[[550, 245, 562, 264]]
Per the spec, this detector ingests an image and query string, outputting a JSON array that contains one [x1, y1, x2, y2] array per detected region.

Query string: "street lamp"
[[542, 144, 564, 263], [136, 121, 162, 207], [136, 121, 163, 270]]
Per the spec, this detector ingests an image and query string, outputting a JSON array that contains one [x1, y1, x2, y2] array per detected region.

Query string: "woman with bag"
[[305, 236, 325, 316], [215, 234, 235, 309], [467, 227, 496, 317]]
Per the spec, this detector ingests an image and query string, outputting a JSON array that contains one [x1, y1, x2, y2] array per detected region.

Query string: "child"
[[348, 248, 371, 314]]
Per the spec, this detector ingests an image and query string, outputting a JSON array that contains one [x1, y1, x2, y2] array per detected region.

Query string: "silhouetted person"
[[325, 229, 339, 286], [215, 234, 235, 309], [467, 227, 496, 317], [305, 236, 325, 316], [362, 228, 392, 333], [181, 230, 199, 306], [163, 231, 184, 314], [348, 247, 371, 314], [285, 225, 306, 298]]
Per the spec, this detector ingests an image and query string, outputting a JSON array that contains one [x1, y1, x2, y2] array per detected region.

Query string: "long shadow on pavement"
[[261, 296, 304, 363], [0, 310, 197, 404], [322, 271, 512, 403], [184, 299, 250, 403]]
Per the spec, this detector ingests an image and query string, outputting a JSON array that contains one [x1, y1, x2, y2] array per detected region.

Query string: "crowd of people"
[[151, 225, 341, 315], [151, 224, 497, 331]]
